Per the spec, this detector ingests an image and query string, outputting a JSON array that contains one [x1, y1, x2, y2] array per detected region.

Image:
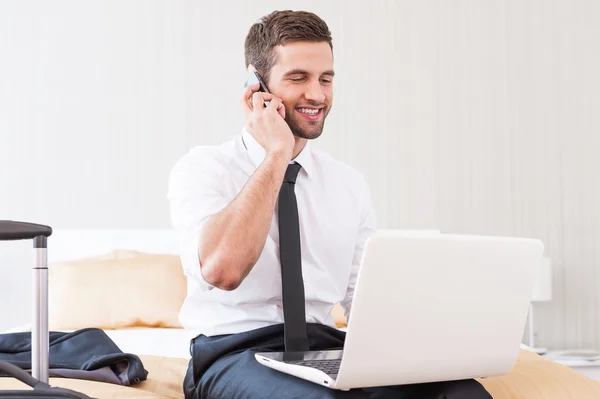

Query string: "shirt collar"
[[241, 128, 314, 177]]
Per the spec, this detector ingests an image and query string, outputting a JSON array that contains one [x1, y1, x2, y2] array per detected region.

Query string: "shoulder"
[[168, 138, 240, 196], [312, 149, 368, 188], [170, 139, 240, 179], [174, 139, 238, 172]]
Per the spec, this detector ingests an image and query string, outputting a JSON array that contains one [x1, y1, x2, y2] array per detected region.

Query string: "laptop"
[[255, 230, 544, 390]]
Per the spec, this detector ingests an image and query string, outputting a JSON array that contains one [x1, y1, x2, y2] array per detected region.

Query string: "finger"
[[241, 83, 260, 112], [244, 82, 260, 98], [252, 92, 268, 112], [262, 93, 284, 109], [266, 97, 280, 111], [276, 99, 286, 118], [257, 92, 283, 102], [265, 98, 286, 119]]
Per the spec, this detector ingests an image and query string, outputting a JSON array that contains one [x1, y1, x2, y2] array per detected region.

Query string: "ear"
[[247, 64, 258, 74]]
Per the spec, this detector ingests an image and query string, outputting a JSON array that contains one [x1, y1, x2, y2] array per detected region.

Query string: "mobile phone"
[[245, 71, 270, 93], [244, 71, 270, 107]]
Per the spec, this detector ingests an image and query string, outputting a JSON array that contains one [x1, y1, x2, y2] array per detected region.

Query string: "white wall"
[[1, 0, 599, 350]]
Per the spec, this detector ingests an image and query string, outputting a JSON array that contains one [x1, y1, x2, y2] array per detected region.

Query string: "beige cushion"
[[48, 252, 186, 330], [88, 249, 148, 261], [48, 249, 348, 330]]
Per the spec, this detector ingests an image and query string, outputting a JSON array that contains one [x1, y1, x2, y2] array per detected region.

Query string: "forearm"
[[198, 151, 289, 290]]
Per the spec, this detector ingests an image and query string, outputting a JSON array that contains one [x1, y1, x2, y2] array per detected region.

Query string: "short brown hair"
[[244, 10, 333, 83]]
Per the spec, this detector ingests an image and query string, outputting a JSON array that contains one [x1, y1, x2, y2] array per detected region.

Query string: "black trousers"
[[183, 323, 492, 399]]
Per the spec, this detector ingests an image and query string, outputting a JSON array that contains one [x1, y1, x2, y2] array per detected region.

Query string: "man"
[[168, 10, 491, 399]]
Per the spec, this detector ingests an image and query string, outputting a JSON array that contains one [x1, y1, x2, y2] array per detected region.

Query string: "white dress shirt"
[[167, 129, 376, 337]]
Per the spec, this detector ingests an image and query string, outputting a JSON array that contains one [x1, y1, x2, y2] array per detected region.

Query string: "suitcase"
[[0, 221, 92, 398]]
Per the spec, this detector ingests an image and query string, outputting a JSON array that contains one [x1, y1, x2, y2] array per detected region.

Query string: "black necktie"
[[278, 163, 310, 352]]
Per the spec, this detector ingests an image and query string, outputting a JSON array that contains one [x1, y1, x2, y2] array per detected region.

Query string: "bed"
[[1, 229, 600, 398], [3, 346, 600, 398]]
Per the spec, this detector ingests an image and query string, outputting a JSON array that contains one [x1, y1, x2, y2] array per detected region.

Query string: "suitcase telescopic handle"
[[0, 220, 52, 243], [0, 220, 52, 384]]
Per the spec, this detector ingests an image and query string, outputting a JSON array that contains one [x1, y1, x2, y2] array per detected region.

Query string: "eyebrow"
[[283, 69, 335, 78]]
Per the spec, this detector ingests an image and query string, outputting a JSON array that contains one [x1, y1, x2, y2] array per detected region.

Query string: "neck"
[[292, 137, 307, 160]]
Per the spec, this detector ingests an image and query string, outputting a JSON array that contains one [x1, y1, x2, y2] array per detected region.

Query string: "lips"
[[295, 107, 323, 121]]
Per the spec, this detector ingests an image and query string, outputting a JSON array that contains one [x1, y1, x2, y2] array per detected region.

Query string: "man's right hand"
[[241, 83, 295, 161]]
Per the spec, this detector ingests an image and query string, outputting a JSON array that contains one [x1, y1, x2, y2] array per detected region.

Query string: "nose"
[[304, 79, 326, 104]]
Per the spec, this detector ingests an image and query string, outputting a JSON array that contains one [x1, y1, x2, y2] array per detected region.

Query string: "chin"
[[288, 118, 326, 140], [293, 129, 323, 140]]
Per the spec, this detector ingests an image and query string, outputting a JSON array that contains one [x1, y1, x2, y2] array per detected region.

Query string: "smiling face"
[[265, 41, 334, 140]]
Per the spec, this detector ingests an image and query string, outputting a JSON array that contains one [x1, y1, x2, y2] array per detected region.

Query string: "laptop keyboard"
[[283, 359, 341, 375]]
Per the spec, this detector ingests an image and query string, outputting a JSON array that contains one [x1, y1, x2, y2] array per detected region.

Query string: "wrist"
[[266, 148, 292, 165]]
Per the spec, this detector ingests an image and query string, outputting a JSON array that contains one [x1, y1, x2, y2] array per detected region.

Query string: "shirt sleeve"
[[167, 150, 229, 292], [340, 175, 377, 322]]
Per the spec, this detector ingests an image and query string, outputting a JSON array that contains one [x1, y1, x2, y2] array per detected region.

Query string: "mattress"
[[104, 328, 194, 359], [1, 326, 195, 359], [479, 349, 600, 398]]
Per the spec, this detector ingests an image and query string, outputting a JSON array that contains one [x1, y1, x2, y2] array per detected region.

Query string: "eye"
[[290, 77, 306, 83], [320, 78, 333, 84]]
